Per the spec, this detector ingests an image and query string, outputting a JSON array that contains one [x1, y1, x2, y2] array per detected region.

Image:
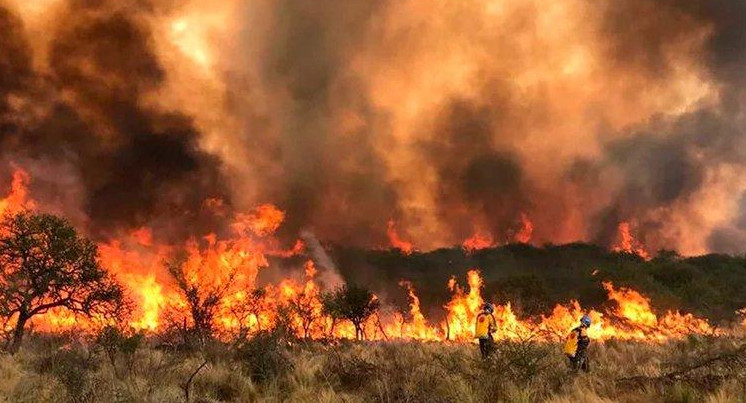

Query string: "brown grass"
[[0, 335, 744, 402]]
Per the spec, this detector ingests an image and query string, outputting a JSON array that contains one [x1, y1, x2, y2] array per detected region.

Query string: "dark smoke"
[[593, 0, 746, 252], [423, 98, 530, 243], [235, 0, 397, 246], [0, 6, 32, 139], [0, 2, 228, 240], [1, 0, 746, 254]]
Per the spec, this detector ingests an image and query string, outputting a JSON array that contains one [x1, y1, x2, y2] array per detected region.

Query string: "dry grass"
[[0, 335, 744, 402]]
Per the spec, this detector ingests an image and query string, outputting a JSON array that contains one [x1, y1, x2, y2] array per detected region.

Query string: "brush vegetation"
[[324, 244, 746, 324]]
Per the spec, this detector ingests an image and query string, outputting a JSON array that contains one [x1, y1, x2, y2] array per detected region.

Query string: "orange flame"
[[0, 168, 35, 216], [387, 219, 414, 254], [398, 280, 440, 340], [233, 204, 286, 237], [514, 213, 533, 243], [612, 222, 651, 259], [463, 230, 495, 252], [0, 171, 722, 342], [442, 270, 484, 340]]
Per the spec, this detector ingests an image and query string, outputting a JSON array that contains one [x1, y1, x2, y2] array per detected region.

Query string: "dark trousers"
[[479, 337, 492, 359], [567, 350, 590, 372]]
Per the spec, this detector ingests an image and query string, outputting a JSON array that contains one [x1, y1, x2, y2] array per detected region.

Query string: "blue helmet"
[[580, 314, 592, 328], [482, 303, 494, 314]]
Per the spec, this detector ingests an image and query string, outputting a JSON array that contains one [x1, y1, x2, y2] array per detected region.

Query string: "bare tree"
[[229, 288, 267, 338], [0, 212, 126, 353]]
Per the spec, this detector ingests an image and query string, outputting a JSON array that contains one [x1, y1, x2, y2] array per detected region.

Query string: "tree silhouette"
[[323, 285, 379, 340], [0, 212, 125, 353], [288, 291, 321, 339], [167, 256, 236, 345]]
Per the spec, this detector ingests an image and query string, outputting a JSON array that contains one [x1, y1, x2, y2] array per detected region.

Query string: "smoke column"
[[1, 0, 746, 255]]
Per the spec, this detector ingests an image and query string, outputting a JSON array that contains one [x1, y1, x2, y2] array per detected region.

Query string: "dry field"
[[1, 332, 745, 403]]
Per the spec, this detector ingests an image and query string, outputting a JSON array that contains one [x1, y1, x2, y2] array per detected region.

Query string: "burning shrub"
[[228, 288, 268, 338], [288, 291, 322, 339], [166, 255, 236, 347]]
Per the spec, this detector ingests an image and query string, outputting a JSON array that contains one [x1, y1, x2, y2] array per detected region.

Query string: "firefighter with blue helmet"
[[475, 302, 497, 358], [564, 314, 592, 372]]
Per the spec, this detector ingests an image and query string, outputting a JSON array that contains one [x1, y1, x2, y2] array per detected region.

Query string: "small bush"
[[324, 352, 379, 391], [33, 347, 97, 402], [95, 326, 144, 376], [234, 330, 293, 383], [664, 383, 702, 403], [479, 338, 566, 400], [193, 364, 257, 402]]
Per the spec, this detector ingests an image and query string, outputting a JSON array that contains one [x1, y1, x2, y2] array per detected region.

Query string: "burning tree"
[[0, 212, 126, 353], [229, 288, 267, 338], [166, 256, 237, 345], [288, 291, 322, 339], [323, 285, 380, 340]]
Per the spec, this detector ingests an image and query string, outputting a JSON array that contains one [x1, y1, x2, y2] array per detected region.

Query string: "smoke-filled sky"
[[1, 0, 745, 255]]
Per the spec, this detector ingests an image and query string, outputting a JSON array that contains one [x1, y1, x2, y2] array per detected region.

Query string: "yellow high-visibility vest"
[[564, 330, 578, 356], [564, 327, 587, 356], [475, 312, 496, 339]]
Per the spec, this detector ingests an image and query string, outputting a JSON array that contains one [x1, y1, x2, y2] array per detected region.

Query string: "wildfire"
[[462, 213, 533, 252], [0, 168, 34, 217], [513, 213, 533, 244], [612, 222, 651, 259], [399, 281, 440, 340], [233, 204, 286, 237], [0, 170, 725, 343], [387, 219, 414, 254], [97, 233, 170, 331], [462, 230, 495, 252], [442, 270, 484, 340]]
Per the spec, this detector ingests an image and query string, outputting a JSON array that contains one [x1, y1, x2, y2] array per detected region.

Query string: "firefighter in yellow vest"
[[564, 314, 592, 372], [475, 303, 497, 359]]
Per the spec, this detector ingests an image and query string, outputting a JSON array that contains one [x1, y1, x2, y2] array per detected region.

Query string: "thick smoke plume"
[[1, 0, 745, 254]]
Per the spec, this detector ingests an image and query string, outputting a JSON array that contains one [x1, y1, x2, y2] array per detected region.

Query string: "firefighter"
[[475, 302, 497, 359], [564, 314, 592, 372]]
